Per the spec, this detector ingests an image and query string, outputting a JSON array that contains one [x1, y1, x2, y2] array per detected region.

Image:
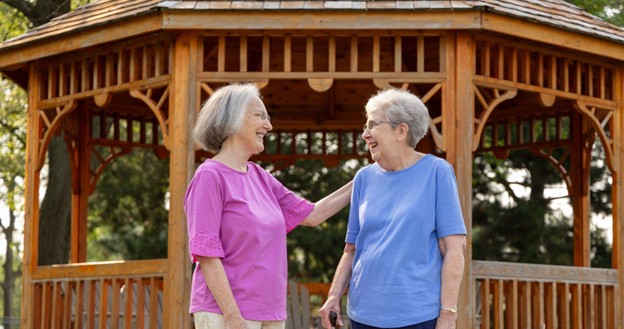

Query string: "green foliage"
[[472, 148, 612, 267], [0, 78, 26, 320], [566, 0, 624, 25], [87, 148, 169, 261], [269, 159, 364, 282], [0, 4, 28, 40]]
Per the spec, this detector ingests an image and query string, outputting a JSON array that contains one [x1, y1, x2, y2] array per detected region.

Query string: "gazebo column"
[[614, 67, 624, 327], [70, 106, 90, 263], [21, 65, 42, 329], [164, 31, 197, 328], [570, 112, 591, 267], [447, 31, 474, 328]]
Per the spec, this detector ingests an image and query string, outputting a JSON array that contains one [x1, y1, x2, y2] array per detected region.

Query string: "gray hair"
[[192, 83, 261, 153], [365, 88, 429, 148]]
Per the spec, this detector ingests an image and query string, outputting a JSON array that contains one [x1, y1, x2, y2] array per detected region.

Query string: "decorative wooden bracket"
[[472, 86, 518, 151], [130, 86, 170, 149], [574, 101, 615, 174], [37, 100, 78, 171], [308, 78, 333, 92], [420, 83, 444, 152]]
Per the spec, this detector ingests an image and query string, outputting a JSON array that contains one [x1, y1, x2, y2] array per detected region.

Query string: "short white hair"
[[365, 88, 429, 148], [192, 83, 260, 153]]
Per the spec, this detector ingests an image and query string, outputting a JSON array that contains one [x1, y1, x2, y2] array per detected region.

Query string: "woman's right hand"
[[318, 298, 342, 328]]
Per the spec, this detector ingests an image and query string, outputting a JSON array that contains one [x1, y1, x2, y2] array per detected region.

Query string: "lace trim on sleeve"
[[189, 234, 224, 262], [284, 201, 315, 233]]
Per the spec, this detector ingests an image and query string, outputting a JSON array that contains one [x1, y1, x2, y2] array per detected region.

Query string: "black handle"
[[329, 311, 338, 328]]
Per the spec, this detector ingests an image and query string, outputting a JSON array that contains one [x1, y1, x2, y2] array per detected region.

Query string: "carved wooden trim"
[[36, 100, 77, 171], [472, 86, 518, 151], [129, 86, 170, 149], [574, 101, 615, 173]]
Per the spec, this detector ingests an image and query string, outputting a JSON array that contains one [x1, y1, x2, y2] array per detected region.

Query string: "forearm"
[[327, 247, 354, 301], [319, 244, 355, 328], [198, 256, 243, 320], [440, 248, 465, 309], [302, 180, 353, 226]]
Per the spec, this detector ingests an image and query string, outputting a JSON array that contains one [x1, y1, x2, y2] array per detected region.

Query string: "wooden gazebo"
[[1, 0, 624, 328]]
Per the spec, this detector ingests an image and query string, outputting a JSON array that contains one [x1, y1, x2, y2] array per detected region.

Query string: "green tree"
[[566, 0, 624, 25], [273, 159, 364, 282], [87, 148, 170, 261], [472, 146, 612, 267], [0, 4, 29, 327], [0, 76, 26, 329]]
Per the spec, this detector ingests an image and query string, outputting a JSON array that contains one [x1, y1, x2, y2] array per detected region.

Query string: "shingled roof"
[[1, 0, 623, 53]]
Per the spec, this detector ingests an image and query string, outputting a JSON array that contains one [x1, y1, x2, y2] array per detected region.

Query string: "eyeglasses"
[[363, 120, 399, 131], [252, 112, 271, 122]]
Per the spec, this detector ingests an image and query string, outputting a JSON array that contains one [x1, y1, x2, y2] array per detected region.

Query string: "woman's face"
[[236, 96, 272, 155], [361, 107, 398, 165]]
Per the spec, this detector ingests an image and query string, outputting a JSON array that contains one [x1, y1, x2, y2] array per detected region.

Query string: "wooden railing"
[[30, 259, 167, 329], [473, 260, 618, 329]]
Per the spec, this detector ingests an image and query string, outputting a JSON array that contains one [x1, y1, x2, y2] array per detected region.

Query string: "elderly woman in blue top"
[[318, 88, 467, 329]]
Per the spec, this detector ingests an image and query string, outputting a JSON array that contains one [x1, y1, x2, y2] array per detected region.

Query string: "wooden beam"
[[162, 11, 482, 31], [164, 31, 195, 329], [21, 63, 42, 329], [614, 66, 624, 326], [70, 106, 90, 263], [450, 31, 474, 329]]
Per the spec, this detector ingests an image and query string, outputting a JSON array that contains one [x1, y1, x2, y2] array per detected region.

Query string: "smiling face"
[[233, 96, 272, 156], [362, 106, 399, 166]]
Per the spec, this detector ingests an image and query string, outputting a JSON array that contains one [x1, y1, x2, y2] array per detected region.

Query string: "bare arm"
[[301, 180, 353, 227], [197, 256, 248, 329], [318, 243, 355, 328], [436, 234, 466, 329]]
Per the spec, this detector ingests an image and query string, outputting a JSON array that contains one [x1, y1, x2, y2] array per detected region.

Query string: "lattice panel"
[[90, 110, 166, 152], [475, 36, 616, 101], [199, 32, 446, 90], [477, 111, 573, 153], [36, 34, 174, 103]]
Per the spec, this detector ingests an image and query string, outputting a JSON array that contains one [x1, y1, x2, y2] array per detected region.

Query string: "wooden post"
[[570, 110, 591, 267], [70, 105, 90, 263], [21, 64, 41, 329], [613, 67, 623, 329], [448, 31, 474, 328], [163, 31, 196, 329]]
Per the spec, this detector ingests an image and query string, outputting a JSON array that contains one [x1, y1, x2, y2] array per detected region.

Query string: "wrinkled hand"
[[435, 312, 457, 329], [318, 299, 342, 328], [224, 314, 249, 329]]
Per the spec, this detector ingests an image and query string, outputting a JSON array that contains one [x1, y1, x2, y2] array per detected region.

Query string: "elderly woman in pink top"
[[185, 82, 353, 329]]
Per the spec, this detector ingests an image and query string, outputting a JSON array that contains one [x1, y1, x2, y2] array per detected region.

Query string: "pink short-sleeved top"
[[184, 160, 314, 320]]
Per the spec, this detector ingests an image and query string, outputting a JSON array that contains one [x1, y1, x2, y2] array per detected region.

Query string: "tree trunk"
[[3, 0, 76, 267], [37, 137, 72, 265], [2, 210, 16, 328]]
